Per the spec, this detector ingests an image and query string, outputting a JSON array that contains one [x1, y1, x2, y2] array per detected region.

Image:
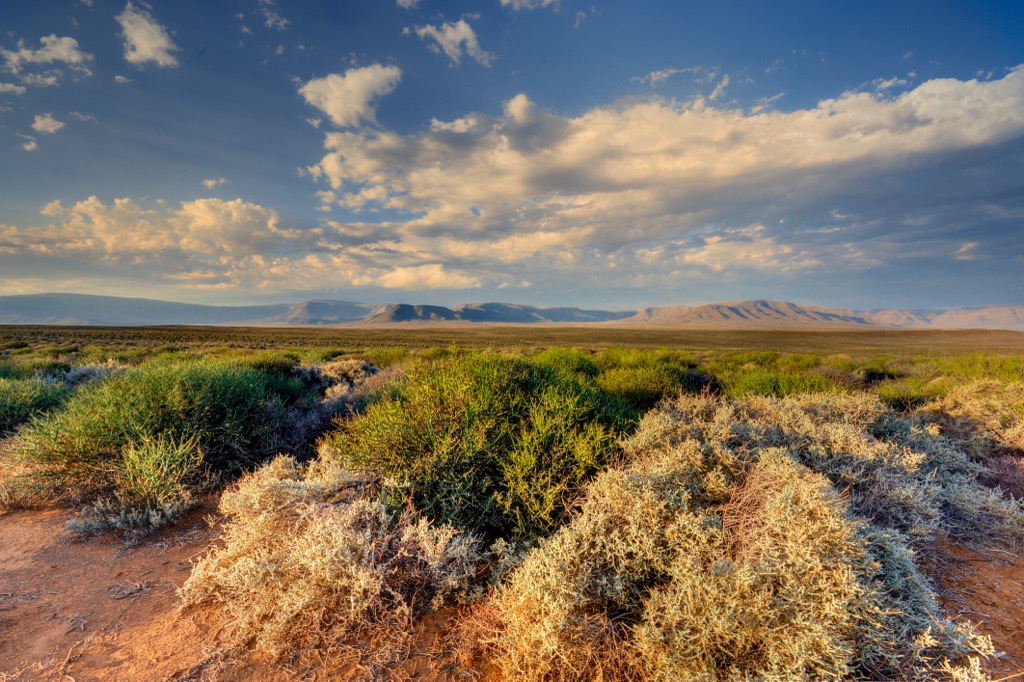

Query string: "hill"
[[2, 293, 1023, 331]]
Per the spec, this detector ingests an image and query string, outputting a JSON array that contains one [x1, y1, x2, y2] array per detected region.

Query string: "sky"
[[1, 0, 1023, 311]]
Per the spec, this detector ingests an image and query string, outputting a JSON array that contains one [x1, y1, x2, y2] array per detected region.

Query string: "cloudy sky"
[[1, 1, 1022, 310]]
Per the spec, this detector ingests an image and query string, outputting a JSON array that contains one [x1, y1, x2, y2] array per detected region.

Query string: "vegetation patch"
[[5, 358, 374, 531], [319, 353, 631, 541], [180, 456, 486, 674], [487, 392, 1009, 681]]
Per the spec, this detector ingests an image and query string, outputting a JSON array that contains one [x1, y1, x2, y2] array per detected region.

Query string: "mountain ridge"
[[1, 293, 1023, 331]]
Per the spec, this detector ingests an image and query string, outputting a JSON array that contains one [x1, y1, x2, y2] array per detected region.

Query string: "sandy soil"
[[939, 543, 1024, 679], [2, 503, 1021, 681]]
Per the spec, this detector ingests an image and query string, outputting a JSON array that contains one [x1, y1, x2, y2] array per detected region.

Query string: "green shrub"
[[0, 378, 70, 435], [319, 353, 629, 540], [530, 347, 599, 379], [597, 365, 682, 412], [13, 359, 297, 498], [116, 433, 204, 508], [727, 366, 840, 397], [362, 346, 409, 368]]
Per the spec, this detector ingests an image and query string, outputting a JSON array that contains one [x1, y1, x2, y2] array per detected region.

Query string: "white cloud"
[[298, 64, 401, 128], [955, 241, 981, 261], [31, 113, 65, 134], [397, 0, 419, 8], [114, 74, 132, 84], [355, 263, 481, 289], [202, 177, 227, 189], [0, 196, 484, 294], [18, 135, 38, 151], [0, 34, 94, 85], [259, 0, 290, 30], [414, 20, 495, 67], [0, 82, 27, 95], [501, 0, 559, 10], [300, 67, 1024, 296], [116, 3, 181, 68]]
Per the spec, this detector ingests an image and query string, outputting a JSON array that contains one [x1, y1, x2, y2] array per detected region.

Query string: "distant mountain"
[[623, 300, 873, 328], [364, 304, 461, 324], [0, 293, 290, 326], [1, 293, 1023, 331], [453, 302, 633, 324], [266, 300, 381, 325]]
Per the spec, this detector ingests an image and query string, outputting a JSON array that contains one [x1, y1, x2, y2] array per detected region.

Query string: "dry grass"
[[180, 455, 487, 677], [484, 391, 1014, 681]]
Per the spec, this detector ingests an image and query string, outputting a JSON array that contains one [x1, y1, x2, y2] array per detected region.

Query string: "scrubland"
[[2, 329, 1023, 680]]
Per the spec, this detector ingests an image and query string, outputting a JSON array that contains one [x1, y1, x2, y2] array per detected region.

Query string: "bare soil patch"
[[938, 543, 1024, 679]]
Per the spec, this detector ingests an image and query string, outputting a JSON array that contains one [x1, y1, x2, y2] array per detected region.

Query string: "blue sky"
[[1, 0, 1022, 310]]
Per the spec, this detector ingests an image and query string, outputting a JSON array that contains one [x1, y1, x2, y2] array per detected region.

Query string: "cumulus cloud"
[[0, 34, 94, 86], [397, 0, 418, 7], [501, 0, 559, 10], [18, 135, 38, 151], [5, 68, 1024, 306], [297, 67, 1024, 303], [202, 177, 227, 189], [116, 3, 181, 68], [0, 196, 483, 295], [355, 263, 481, 289], [0, 82, 27, 95], [414, 20, 495, 67], [299, 64, 401, 128], [31, 113, 65, 134], [114, 74, 132, 84]]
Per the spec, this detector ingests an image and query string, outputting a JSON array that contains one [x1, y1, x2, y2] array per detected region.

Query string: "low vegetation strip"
[[2, 340, 1023, 679]]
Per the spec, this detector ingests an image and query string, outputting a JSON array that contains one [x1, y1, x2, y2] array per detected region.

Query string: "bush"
[[0, 378, 70, 436], [727, 366, 841, 397], [488, 396, 1000, 681], [319, 353, 629, 541], [181, 456, 485, 672], [12, 359, 299, 501]]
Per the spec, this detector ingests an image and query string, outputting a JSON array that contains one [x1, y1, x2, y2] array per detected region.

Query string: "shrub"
[[319, 353, 629, 541], [727, 366, 841, 397], [531, 347, 599, 379], [655, 392, 1024, 548], [488, 397, 999, 681], [181, 456, 485, 672], [12, 359, 298, 501], [0, 378, 70, 436]]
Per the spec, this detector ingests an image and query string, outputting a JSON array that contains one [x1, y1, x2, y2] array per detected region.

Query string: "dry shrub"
[[180, 455, 486, 676], [487, 392, 1004, 681], [654, 392, 1024, 548], [913, 381, 1024, 461]]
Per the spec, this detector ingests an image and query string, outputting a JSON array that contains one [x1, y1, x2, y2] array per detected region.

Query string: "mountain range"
[[1, 293, 1023, 331]]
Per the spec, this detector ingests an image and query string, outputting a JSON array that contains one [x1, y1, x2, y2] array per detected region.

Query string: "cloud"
[[258, 0, 290, 30], [31, 113, 65, 134], [299, 64, 401, 128], [114, 74, 132, 84], [202, 177, 227, 189], [0, 82, 27, 95], [414, 20, 495, 67], [0, 34, 94, 86], [298, 67, 1024, 303], [355, 263, 481, 289], [116, 3, 182, 68], [397, 0, 418, 7], [18, 135, 38, 151], [501, 0, 559, 10], [0, 196, 486, 295]]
